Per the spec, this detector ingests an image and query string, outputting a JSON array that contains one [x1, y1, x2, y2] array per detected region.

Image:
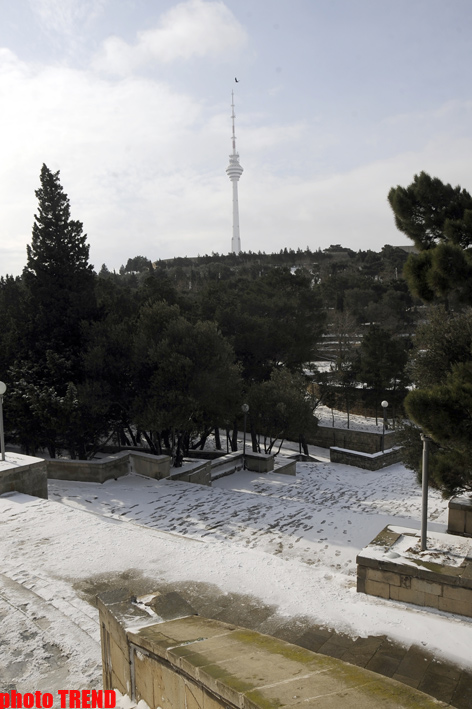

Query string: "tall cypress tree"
[[6, 165, 98, 457], [24, 163, 95, 355]]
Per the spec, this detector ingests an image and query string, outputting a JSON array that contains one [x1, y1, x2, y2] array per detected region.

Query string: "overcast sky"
[[1, 0, 471, 276]]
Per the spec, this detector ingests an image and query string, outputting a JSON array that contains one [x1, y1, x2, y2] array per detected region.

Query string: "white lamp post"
[[0, 381, 6, 462], [381, 400, 388, 452]]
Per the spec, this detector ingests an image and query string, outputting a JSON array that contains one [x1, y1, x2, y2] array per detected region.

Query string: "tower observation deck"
[[226, 91, 243, 255]]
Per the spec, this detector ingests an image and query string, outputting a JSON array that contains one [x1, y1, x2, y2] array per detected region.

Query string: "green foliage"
[[357, 325, 409, 393], [200, 267, 325, 381], [124, 255, 152, 273], [408, 306, 472, 388], [405, 362, 472, 495], [388, 171, 472, 250], [23, 164, 96, 354], [389, 171, 472, 494], [131, 301, 242, 464], [6, 165, 100, 457], [389, 172, 472, 305], [247, 369, 318, 454]]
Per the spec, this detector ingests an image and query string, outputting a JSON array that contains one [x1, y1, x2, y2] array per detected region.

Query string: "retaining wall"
[[330, 446, 403, 470], [310, 426, 396, 453], [0, 454, 48, 499], [98, 588, 445, 709], [168, 460, 211, 486], [46, 452, 183, 484]]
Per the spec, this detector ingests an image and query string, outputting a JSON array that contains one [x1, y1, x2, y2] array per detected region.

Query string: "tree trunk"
[[231, 420, 238, 452], [300, 435, 309, 456], [250, 422, 260, 453], [214, 427, 221, 450], [163, 430, 171, 449], [142, 430, 157, 454], [127, 425, 137, 447]]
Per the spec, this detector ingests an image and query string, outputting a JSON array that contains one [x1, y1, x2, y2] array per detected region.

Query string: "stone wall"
[[245, 451, 274, 473], [0, 455, 48, 499], [97, 588, 445, 709], [46, 452, 131, 483], [168, 460, 211, 486], [310, 426, 396, 453], [130, 451, 171, 480], [357, 526, 472, 618], [46, 452, 177, 485], [448, 496, 472, 536], [330, 446, 403, 470]]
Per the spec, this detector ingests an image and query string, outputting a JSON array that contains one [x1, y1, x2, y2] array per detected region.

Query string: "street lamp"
[[420, 434, 431, 551], [241, 403, 249, 469], [381, 400, 388, 452], [0, 381, 6, 462]]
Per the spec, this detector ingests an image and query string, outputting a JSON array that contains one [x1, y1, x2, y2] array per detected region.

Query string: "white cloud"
[[2, 30, 472, 278], [93, 0, 248, 75], [30, 0, 108, 38]]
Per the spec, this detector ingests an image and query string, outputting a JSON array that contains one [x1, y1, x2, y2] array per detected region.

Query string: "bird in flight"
[[235, 77, 239, 82]]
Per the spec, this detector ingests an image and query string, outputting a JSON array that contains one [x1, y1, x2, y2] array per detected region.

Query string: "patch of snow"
[[391, 529, 472, 568]]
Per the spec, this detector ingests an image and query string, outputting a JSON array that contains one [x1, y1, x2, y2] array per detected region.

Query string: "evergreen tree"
[[389, 171, 472, 494], [405, 362, 472, 495], [356, 325, 409, 422], [388, 172, 472, 305], [23, 163, 95, 354], [7, 165, 98, 457]]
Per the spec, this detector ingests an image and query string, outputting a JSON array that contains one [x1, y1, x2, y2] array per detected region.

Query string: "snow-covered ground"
[[316, 404, 389, 432], [1, 447, 472, 694]]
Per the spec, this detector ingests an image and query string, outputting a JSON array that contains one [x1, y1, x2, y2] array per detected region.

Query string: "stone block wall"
[[130, 452, 171, 480], [448, 496, 472, 536], [245, 451, 274, 473], [168, 460, 211, 486], [47, 452, 175, 485], [97, 589, 445, 709], [357, 526, 472, 618], [0, 456, 48, 499], [310, 426, 396, 453], [47, 453, 131, 483]]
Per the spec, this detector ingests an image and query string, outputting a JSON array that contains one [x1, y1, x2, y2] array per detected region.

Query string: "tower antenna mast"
[[226, 90, 243, 254]]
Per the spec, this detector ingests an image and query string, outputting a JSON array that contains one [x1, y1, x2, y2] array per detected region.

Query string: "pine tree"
[[389, 171, 472, 494], [23, 163, 95, 354], [6, 165, 99, 457], [388, 172, 472, 305]]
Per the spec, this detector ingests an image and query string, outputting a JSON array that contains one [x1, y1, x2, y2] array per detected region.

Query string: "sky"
[[1, 0, 472, 276]]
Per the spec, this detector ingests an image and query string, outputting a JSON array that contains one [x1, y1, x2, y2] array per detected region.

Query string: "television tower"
[[226, 91, 243, 254]]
